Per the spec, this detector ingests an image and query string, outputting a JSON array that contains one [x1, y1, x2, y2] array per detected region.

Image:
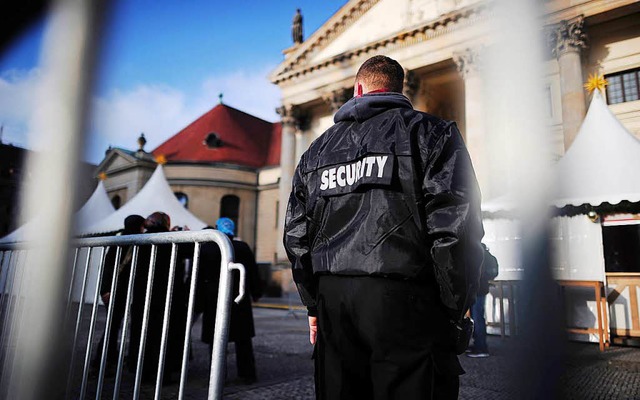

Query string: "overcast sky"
[[0, 0, 347, 163]]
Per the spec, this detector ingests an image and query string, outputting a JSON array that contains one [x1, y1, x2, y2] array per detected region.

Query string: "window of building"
[[204, 132, 223, 148], [220, 195, 240, 235], [605, 68, 640, 104], [175, 192, 189, 209], [111, 195, 121, 210], [603, 224, 640, 273]]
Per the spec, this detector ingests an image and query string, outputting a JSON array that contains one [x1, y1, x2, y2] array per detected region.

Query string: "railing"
[[487, 280, 520, 338], [486, 279, 611, 351], [557, 280, 610, 351], [606, 273, 640, 341], [0, 230, 245, 400]]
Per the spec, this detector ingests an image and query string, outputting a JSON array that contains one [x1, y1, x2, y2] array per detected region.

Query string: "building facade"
[[93, 0, 640, 294], [0, 142, 97, 237], [97, 103, 282, 262], [270, 0, 640, 262]]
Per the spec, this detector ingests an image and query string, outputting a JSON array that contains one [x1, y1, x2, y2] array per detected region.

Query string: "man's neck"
[[365, 88, 389, 94]]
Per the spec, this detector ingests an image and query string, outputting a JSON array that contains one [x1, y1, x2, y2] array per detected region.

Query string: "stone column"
[[276, 104, 299, 262], [323, 88, 351, 114], [403, 68, 420, 103], [294, 110, 312, 171], [550, 17, 588, 151], [454, 48, 489, 199]]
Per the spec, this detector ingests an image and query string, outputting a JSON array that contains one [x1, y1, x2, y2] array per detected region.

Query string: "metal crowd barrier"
[[0, 230, 245, 400]]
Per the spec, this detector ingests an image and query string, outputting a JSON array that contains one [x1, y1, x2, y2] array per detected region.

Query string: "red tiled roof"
[[153, 104, 279, 169], [266, 123, 282, 167]]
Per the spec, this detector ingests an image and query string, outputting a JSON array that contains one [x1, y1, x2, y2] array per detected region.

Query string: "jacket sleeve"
[[421, 122, 484, 321], [283, 164, 317, 316]]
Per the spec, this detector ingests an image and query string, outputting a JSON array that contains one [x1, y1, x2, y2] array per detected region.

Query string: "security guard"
[[284, 55, 484, 399]]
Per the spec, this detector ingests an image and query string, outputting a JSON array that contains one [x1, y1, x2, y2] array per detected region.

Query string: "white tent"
[[76, 180, 117, 228], [480, 90, 630, 281], [80, 165, 207, 235], [0, 180, 115, 243], [554, 90, 640, 208], [481, 195, 516, 215], [482, 90, 640, 212], [480, 91, 640, 344]]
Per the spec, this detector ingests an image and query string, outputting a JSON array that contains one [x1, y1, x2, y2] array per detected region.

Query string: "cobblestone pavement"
[[76, 303, 640, 399]]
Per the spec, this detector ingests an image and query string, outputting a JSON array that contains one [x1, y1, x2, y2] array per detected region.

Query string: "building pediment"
[[97, 148, 156, 176], [271, 0, 485, 86]]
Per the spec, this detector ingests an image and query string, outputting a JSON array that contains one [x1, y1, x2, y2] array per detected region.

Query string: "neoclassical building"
[[270, 0, 640, 262], [95, 0, 640, 283]]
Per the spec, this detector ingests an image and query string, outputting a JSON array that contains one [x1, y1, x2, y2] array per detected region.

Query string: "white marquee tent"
[[79, 164, 207, 236], [0, 180, 116, 244], [481, 90, 640, 343], [482, 89, 640, 214], [482, 90, 640, 279], [554, 90, 640, 208]]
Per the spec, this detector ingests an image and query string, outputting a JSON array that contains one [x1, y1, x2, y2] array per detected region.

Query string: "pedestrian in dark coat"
[[198, 218, 262, 384], [128, 212, 187, 384], [92, 214, 145, 373], [467, 243, 499, 358]]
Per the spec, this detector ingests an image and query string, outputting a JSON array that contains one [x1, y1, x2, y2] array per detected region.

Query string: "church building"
[[97, 101, 282, 263]]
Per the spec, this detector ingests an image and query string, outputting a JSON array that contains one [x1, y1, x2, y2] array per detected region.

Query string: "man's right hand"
[[309, 316, 318, 345]]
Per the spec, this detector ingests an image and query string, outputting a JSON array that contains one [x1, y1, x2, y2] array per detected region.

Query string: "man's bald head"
[[354, 55, 404, 95]]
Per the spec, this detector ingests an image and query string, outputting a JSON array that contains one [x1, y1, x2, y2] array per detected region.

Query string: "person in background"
[[198, 217, 262, 385], [467, 243, 499, 358], [92, 214, 145, 375], [129, 211, 187, 385]]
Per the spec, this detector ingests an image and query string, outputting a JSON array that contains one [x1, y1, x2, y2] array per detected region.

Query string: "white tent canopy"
[[481, 195, 516, 214], [554, 90, 640, 208], [80, 165, 207, 235], [75, 180, 117, 227], [0, 180, 116, 243], [482, 90, 640, 214]]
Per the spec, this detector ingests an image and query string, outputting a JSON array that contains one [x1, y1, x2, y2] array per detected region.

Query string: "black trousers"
[[93, 294, 127, 369], [208, 339, 257, 380], [315, 275, 463, 400], [235, 339, 257, 380]]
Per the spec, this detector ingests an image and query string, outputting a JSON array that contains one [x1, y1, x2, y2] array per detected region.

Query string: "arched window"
[[111, 195, 121, 210], [174, 192, 189, 209], [220, 195, 240, 235]]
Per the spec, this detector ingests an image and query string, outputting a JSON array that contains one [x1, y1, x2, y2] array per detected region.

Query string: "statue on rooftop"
[[292, 8, 303, 45]]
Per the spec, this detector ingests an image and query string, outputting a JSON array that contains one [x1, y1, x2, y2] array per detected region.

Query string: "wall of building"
[[164, 164, 258, 249], [164, 164, 257, 187], [167, 183, 257, 249], [255, 187, 280, 264], [103, 167, 153, 203], [588, 12, 640, 137], [256, 166, 280, 264]]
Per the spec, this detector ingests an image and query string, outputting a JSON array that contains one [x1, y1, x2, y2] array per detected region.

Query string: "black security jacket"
[[284, 92, 484, 320]]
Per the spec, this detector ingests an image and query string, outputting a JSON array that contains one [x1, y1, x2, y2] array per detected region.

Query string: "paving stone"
[[74, 304, 640, 399]]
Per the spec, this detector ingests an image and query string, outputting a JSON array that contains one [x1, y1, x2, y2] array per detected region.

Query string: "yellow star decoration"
[[155, 154, 167, 165], [98, 172, 107, 181], [584, 74, 608, 94]]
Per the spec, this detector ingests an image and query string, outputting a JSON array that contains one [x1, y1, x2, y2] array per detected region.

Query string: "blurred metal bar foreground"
[[0, 230, 245, 400]]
